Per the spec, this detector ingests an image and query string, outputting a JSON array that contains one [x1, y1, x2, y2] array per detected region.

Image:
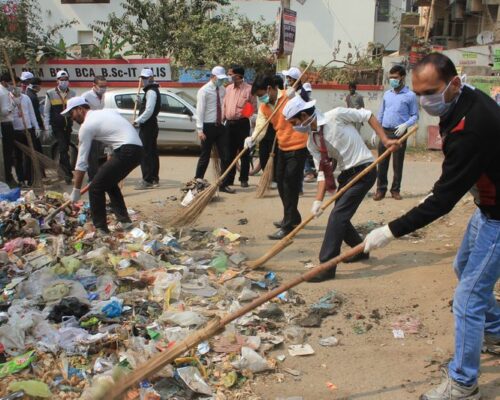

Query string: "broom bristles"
[[170, 184, 219, 227], [255, 154, 275, 198], [211, 146, 221, 180], [14, 141, 65, 180]]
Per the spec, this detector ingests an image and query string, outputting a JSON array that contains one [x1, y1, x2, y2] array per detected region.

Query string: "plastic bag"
[[0, 350, 36, 378], [95, 275, 116, 300], [209, 253, 228, 274], [160, 311, 206, 327], [232, 347, 270, 372], [101, 298, 123, 318], [0, 187, 20, 202], [152, 272, 182, 302], [8, 380, 52, 398]]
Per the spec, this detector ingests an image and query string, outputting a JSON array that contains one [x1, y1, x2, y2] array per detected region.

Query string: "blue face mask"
[[389, 78, 400, 89], [259, 93, 270, 104]]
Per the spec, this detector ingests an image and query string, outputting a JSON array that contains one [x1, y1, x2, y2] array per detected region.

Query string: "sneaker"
[[95, 228, 111, 238], [304, 173, 316, 183], [391, 191, 403, 200], [114, 222, 134, 232], [240, 181, 249, 188], [152, 180, 160, 188], [135, 180, 154, 190], [344, 252, 369, 263], [270, 182, 278, 189], [483, 335, 500, 355], [373, 191, 385, 201], [220, 186, 236, 194], [420, 369, 481, 400]]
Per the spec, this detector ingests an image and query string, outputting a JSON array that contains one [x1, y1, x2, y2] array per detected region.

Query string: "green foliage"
[[87, 25, 138, 59], [92, 0, 274, 70]]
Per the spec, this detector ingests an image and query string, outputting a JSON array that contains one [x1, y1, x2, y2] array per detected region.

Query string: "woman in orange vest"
[[244, 75, 308, 240]]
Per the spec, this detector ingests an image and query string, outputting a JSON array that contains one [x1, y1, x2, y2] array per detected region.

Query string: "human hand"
[[394, 123, 408, 137], [363, 225, 394, 253], [198, 131, 207, 141], [311, 200, 323, 218], [244, 136, 254, 149], [286, 87, 296, 99], [70, 188, 81, 202]]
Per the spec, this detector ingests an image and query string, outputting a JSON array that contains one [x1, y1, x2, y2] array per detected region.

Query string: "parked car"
[[104, 88, 200, 149]]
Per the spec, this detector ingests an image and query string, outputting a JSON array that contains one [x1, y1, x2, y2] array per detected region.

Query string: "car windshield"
[[174, 91, 197, 108]]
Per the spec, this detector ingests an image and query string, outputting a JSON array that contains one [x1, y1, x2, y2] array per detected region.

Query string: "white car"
[[104, 88, 200, 149]]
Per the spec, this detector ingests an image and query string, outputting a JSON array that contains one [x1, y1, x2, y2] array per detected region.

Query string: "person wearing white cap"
[[134, 68, 161, 190], [194, 65, 234, 193], [20, 71, 34, 94], [44, 69, 76, 183], [282, 96, 397, 281], [282, 67, 310, 102], [62, 97, 143, 235], [0, 72, 17, 187]]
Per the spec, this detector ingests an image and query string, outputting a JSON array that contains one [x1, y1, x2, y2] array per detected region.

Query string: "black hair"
[[0, 72, 12, 83], [291, 106, 315, 120], [389, 64, 406, 77], [93, 75, 107, 84], [348, 81, 357, 90], [31, 77, 41, 85], [251, 74, 284, 94], [299, 88, 310, 101], [414, 52, 458, 82], [230, 65, 245, 76], [77, 104, 91, 111]]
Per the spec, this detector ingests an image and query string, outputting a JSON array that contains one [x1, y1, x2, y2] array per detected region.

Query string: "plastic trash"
[[48, 297, 90, 323], [8, 380, 52, 398], [283, 326, 307, 345], [95, 275, 116, 300], [209, 252, 228, 274], [319, 336, 339, 347], [42, 282, 70, 302], [180, 189, 195, 207], [152, 272, 182, 302], [288, 344, 315, 357], [232, 347, 270, 372], [102, 298, 123, 318], [0, 187, 20, 202], [160, 311, 206, 327], [176, 366, 212, 395], [238, 287, 259, 302], [0, 350, 36, 378]]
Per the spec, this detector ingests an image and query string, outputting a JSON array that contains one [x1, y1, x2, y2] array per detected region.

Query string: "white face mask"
[[419, 79, 455, 117], [95, 87, 107, 96], [58, 80, 69, 90], [293, 112, 316, 134]]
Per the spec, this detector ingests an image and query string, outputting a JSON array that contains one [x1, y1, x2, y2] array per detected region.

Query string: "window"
[[115, 94, 142, 110], [377, 0, 391, 22], [161, 94, 189, 114]]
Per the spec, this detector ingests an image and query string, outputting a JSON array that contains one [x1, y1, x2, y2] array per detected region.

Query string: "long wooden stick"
[[45, 184, 90, 223], [246, 125, 418, 270], [103, 242, 364, 399], [132, 77, 142, 122]]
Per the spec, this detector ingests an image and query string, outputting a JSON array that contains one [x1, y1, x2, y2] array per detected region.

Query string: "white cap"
[[20, 71, 34, 81], [282, 67, 301, 80], [140, 68, 154, 78], [56, 70, 69, 79], [211, 66, 228, 80], [282, 96, 316, 120], [303, 82, 312, 92], [60, 97, 88, 115]]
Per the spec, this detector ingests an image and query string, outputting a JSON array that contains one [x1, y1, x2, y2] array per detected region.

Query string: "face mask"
[[58, 80, 69, 90], [389, 78, 400, 89], [419, 79, 455, 117], [227, 76, 233, 84], [258, 92, 270, 104], [293, 112, 316, 134], [215, 79, 225, 88], [349, 89, 355, 95], [95, 87, 107, 95], [7, 85, 14, 93]]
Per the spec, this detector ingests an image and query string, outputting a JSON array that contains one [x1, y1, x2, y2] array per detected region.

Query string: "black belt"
[[204, 122, 223, 127], [340, 162, 372, 180], [226, 118, 247, 125]]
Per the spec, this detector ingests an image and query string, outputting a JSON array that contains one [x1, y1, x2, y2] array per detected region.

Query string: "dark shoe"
[[95, 228, 111, 237], [152, 180, 160, 188], [273, 220, 283, 228], [344, 252, 369, 263], [240, 181, 249, 188], [6, 179, 19, 188], [268, 228, 291, 240], [391, 191, 402, 200], [220, 186, 236, 194], [483, 335, 500, 355], [307, 267, 337, 282], [135, 180, 154, 190], [373, 191, 385, 201]]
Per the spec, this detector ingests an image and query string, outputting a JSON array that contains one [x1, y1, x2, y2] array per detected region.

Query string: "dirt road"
[[118, 150, 499, 400]]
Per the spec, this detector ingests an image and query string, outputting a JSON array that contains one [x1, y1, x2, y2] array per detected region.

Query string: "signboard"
[[12, 58, 172, 83], [493, 49, 500, 71], [282, 8, 297, 55], [458, 51, 477, 65], [467, 76, 500, 106]]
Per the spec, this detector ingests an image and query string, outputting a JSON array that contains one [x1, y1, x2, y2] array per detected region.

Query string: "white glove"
[[41, 130, 52, 141], [286, 87, 296, 99], [394, 123, 408, 137], [35, 129, 42, 138], [364, 225, 394, 253], [70, 188, 81, 202], [244, 137, 254, 149], [370, 133, 377, 147], [311, 200, 323, 218]]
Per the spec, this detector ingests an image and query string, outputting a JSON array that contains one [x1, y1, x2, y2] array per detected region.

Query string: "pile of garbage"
[[0, 189, 334, 400]]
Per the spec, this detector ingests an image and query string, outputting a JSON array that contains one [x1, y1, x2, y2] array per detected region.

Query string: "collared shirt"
[[0, 85, 14, 123], [75, 109, 142, 172], [310, 107, 374, 180], [346, 92, 364, 109], [196, 81, 225, 130], [223, 81, 256, 121], [82, 89, 105, 110], [12, 94, 39, 131], [377, 86, 418, 129]]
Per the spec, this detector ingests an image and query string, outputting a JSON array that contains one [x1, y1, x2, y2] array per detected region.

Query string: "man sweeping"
[[282, 96, 396, 281], [364, 53, 500, 400], [63, 97, 143, 235]]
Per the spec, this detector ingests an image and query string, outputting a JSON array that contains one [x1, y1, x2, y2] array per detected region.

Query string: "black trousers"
[[1, 122, 15, 182], [259, 124, 277, 180], [13, 129, 43, 184], [226, 118, 250, 184], [88, 140, 107, 181], [195, 123, 230, 186], [276, 147, 307, 231], [319, 166, 376, 263], [138, 120, 160, 183], [89, 144, 142, 230], [376, 129, 407, 193], [53, 125, 73, 179]]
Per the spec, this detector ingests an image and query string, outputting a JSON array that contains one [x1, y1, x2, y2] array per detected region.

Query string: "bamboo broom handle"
[[45, 184, 90, 223]]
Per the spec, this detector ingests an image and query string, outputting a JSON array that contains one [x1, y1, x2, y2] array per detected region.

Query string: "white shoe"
[[270, 182, 278, 189], [482, 335, 500, 355], [420, 369, 481, 400]]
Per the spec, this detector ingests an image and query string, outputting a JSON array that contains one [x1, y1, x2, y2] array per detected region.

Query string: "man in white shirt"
[[62, 97, 143, 235], [82, 75, 108, 180], [194, 66, 234, 193], [282, 96, 397, 281], [0, 72, 17, 186]]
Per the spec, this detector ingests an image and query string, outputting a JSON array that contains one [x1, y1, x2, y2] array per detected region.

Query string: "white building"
[[41, 0, 409, 65]]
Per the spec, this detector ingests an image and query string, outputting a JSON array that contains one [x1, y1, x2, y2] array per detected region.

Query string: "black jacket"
[[139, 83, 161, 125], [389, 86, 500, 237], [26, 88, 44, 130]]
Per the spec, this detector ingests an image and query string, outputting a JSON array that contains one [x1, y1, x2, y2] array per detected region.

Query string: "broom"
[[170, 61, 315, 227], [245, 125, 418, 270], [96, 241, 365, 400], [45, 183, 90, 223], [210, 145, 222, 180], [13, 141, 66, 182]]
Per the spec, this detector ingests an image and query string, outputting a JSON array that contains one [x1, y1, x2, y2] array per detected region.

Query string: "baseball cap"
[[20, 71, 34, 81], [282, 96, 316, 120], [56, 70, 69, 79], [282, 67, 301, 81], [303, 82, 312, 92], [211, 66, 228, 80], [60, 97, 88, 115], [140, 68, 154, 78]]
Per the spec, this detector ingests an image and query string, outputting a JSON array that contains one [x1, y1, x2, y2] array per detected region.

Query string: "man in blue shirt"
[[372, 65, 418, 200]]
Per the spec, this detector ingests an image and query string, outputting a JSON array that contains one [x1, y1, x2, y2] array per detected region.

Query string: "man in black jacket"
[[134, 68, 161, 190], [364, 53, 499, 400]]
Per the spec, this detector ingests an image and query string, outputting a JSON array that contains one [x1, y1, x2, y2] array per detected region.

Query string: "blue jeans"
[[449, 209, 500, 386]]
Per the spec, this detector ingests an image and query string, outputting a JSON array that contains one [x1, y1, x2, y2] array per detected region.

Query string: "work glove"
[[370, 132, 377, 147], [70, 188, 81, 202], [394, 123, 408, 137], [311, 200, 323, 218], [35, 129, 42, 138], [244, 137, 254, 149], [363, 225, 394, 253], [286, 87, 296, 99]]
